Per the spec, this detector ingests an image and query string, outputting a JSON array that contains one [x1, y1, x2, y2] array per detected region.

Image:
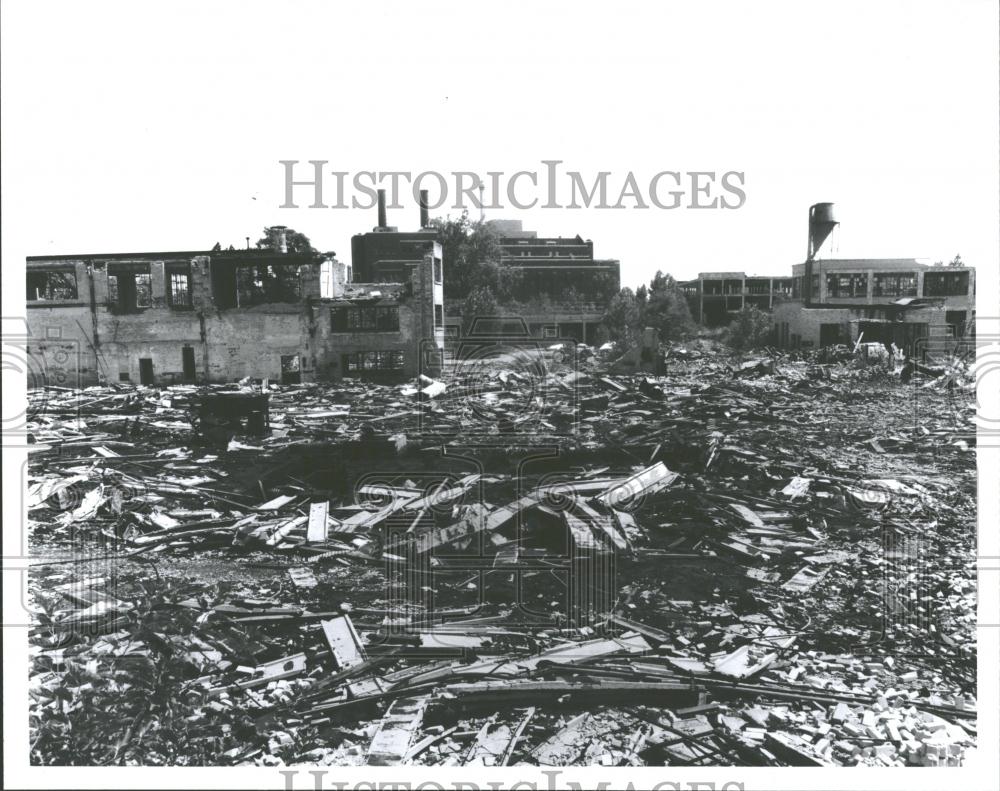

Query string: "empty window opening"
[[826, 273, 868, 298], [211, 259, 302, 309], [27, 270, 78, 301], [924, 271, 969, 297], [281, 354, 302, 385], [107, 263, 152, 312]]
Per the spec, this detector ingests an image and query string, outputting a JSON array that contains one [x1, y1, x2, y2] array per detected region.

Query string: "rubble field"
[[26, 343, 977, 767]]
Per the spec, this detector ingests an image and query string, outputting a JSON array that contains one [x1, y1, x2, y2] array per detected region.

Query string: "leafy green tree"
[[461, 285, 499, 333], [601, 287, 641, 345], [723, 305, 774, 351], [641, 271, 695, 341], [465, 259, 523, 303], [429, 211, 504, 300]]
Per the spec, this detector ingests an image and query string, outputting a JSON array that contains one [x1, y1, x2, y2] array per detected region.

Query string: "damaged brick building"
[[25, 227, 444, 387]]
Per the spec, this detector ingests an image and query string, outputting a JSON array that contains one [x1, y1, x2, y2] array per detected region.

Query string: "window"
[[873, 272, 917, 297], [107, 263, 152, 312], [433, 256, 442, 283], [774, 279, 794, 297], [134, 273, 152, 307], [434, 304, 443, 327], [330, 304, 399, 332], [212, 261, 302, 308], [27, 270, 78, 301], [169, 272, 190, 305], [280, 354, 301, 385], [923, 271, 969, 297], [820, 323, 847, 346], [167, 264, 192, 307], [542, 326, 558, 339], [376, 305, 399, 330], [342, 350, 405, 373], [945, 310, 969, 337], [826, 272, 867, 298]]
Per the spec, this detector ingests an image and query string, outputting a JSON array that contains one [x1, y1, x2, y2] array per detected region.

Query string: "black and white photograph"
[[2, 2, 997, 789]]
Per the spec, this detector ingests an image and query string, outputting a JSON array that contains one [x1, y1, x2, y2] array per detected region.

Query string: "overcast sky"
[[2, 0, 997, 294]]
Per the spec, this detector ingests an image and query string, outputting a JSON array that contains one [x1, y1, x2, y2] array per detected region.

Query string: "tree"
[[601, 287, 641, 345], [465, 259, 523, 304], [256, 226, 315, 254], [636, 283, 649, 311], [948, 253, 964, 267], [461, 285, 499, 333], [723, 305, 773, 351], [428, 211, 503, 300], [641, 271, 695, 341]]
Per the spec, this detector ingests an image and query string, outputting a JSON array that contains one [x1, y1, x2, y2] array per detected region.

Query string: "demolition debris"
[[27, 341, 977, 767]]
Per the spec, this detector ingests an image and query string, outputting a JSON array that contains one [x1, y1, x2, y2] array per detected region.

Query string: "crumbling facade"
[[679, 272, 797, 327], [26, 242, 443, 387]]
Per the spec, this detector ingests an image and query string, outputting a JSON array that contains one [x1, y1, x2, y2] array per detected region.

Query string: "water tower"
[[804, 202, 839, 306]]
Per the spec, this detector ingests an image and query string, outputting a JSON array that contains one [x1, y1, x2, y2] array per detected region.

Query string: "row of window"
[[826, 273, 868, 298], [331, 305, 400, 332], [822, 272, 918, 298], [343, 350, 405, 372], [821, 271, 970, 299], [26, 267, 192, 310], [872, 273, 918, 297], [26, 261, 296, 310], [924, 271, 970, 297]]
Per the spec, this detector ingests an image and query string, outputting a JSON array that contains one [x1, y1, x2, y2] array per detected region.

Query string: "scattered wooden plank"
[[595, 462, 678, 509], [307, 501, 329, 543], [321, 615, 367, 671], [367, 695, 429, 766]]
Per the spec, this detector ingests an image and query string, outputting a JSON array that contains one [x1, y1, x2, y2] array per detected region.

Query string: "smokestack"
[[377, 189, 387, 229], [804, 202, 838, 307], [419, 190, 430, 229], [276, 227, 288, 254]]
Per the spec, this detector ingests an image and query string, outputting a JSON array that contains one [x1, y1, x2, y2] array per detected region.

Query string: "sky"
[[2, 0, 998, 295]]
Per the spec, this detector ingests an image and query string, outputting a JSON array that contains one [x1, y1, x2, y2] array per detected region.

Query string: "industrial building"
[[773, 257, 976, 350], [26, 226, 444, 387], [683, 202, 976, 352], [486, 219, 621, 343], [680, 272, 796, 327], [772, 203, 976, 351], [350, 190, 439, 283]]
